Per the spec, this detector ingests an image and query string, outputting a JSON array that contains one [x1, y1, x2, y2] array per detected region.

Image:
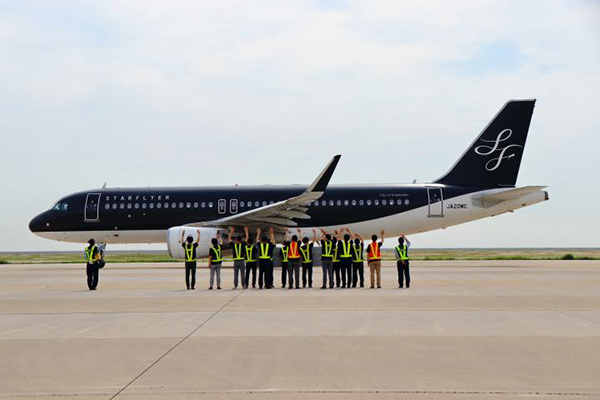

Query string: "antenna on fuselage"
[[412, 179, 417, 184], [102, 182, 107, 189]]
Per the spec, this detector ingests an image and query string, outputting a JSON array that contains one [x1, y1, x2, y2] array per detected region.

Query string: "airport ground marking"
[[108, 289, 245, 400]]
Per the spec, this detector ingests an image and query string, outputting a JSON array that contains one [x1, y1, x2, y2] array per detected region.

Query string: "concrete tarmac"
[[0, 260, 599, 399]]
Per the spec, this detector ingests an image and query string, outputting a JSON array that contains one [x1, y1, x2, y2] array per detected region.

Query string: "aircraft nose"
[[29, 213, 47, 233]]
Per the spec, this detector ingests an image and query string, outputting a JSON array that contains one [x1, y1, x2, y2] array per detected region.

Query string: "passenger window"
[[382, 199, 387, 205], [351, 200, 356, 206], [164, 203, 169, 209], [142, 203, 147, 209], [134, 203, 139, 209], [405, 199, 410, 205], [120, 204, 125, 209], [329, 200, 334, 206], [374, 200, 380, 206], [208, 202, 213, 208], [186, 202, 191, 208], [321, 200, 326, 206], [313, 201, 318, 207], [269, 200, 274, 205], [359, 200, 364, 206], [193, 202, 198, 208], [366, 200, 372, 206], [105, 204, 110, 210], [201, 202, 206, 208], [171, 202, 176, 208], [149, 203, 154, 209], [179, 202, 184, 208], [336, 200, 341, 206], [389, 199, 394, 205], [112, 204, 117, 210], [127, 203, 132, 209], [344, 200, 349, 206], [240, 201, 245, 207], [157, 203, 162, 209]]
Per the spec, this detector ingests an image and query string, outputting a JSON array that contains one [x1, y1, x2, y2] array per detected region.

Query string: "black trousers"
[[397, 260, 411, 287], [258, 259, 272, 289], [245, 261, 257, 287], [352, 262, 364, 287], [302, 262, 313, 287], [185, 261, 196, 289], [267, 260, 274, 288], [340, 258, 352, 287], [86, 263, 99, 290], [333, 261, 341, 287], [281, 261, 288, 287]]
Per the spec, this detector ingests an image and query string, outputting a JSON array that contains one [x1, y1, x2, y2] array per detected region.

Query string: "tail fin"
[[434, 99, 536, 188]]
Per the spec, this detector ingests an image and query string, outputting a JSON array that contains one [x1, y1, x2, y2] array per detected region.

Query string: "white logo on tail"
[[474, 129, 522, 171]]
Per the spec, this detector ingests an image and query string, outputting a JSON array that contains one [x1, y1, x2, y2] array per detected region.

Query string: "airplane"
[[29, 99, 548, 259]]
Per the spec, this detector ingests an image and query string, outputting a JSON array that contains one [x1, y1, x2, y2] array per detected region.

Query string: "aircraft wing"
[[186, 155, 341, 230]]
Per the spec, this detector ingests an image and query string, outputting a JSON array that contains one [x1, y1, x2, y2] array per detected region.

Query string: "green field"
[[1, 248, 598, 264]]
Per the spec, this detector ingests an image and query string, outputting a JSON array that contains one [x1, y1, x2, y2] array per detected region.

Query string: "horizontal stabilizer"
[[472, 186, 547, 207]]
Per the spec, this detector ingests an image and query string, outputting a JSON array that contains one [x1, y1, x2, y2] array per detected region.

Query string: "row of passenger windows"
[[103, 198, 410, 211]]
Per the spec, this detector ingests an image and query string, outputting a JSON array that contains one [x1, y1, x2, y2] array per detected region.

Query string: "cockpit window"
[[51, 202, 69, 211]]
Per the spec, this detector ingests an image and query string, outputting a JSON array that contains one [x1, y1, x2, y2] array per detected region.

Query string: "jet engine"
[[166, 227, 220, 259]]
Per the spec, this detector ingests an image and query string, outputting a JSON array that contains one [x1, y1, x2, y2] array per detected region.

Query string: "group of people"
[[179, 227, 411, 291]]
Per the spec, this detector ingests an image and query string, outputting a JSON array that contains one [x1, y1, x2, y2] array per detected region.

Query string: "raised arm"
[[256, 228, 261, 243], [228, 226, 234, 243], [380, 230, 385, 246], [216, 231, 223, 245], [244, 226, 249, 243], [402, 234, 411, 248], [269, 227, 276, 244], [196, 229, 200, 244], [312, 229, 318, 244], [180, 230, 185, 244]]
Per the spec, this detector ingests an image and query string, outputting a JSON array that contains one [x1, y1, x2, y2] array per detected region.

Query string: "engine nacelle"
[[167, 227, 219, 259]]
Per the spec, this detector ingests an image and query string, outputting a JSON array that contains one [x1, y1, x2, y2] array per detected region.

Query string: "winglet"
[[306, 155, 341, 193]]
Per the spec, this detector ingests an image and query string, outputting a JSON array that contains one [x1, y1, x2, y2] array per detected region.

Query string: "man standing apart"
[[319, 232, 334, 289], [208, 234, 223, 290], [352, 233, 365, 288], [228, 227, 247, 289], [395, 235, 411, 288], [367, 230, 385, 289], [180, 229, 200, 290], [84, 238, 100, 290]]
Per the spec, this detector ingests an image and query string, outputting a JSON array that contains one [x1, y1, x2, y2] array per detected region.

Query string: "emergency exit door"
[[84, 193, 101, 222], [427, 188, 444, 217], [230, 199, 238, 214], [218, 199, 226, 214]]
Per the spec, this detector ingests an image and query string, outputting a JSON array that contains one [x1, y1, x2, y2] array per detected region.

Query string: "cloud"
[[0, 0, 598, 250]]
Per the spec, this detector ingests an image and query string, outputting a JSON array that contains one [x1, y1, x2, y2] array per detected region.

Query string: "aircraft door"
[[230, 199, 238, 214], [84, 193, 101, 222], [427, 188, 444, 217], [218, 199, 226, 214]]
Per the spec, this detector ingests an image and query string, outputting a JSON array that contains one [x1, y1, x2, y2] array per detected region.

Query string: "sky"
[[1, 0, 599, 251]]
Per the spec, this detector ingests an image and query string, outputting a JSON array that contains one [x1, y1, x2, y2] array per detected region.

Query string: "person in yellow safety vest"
[[351, 233, 365, 288], [208, 234, 223, 290], [332, 235, 341, 288], [337, 228, 354, 288], [395, 235, 411, 288], [180, 229, 200, 290], [228, 227, 247, 289], [319, 231, 334, 289], [84, 238, 100, 290], [256, 227, 276, 289], [367, 230, 385, 289], [244, 227, 259, 289], [280, 240, 290, 288], [287, 233, 302, 289], [300, 229, 318, 288]]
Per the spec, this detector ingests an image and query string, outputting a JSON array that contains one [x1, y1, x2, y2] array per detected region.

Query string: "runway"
[[1, 260, 599, 399]]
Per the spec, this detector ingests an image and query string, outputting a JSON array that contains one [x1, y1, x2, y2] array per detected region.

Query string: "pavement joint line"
[[107, 289, 245, 400]]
